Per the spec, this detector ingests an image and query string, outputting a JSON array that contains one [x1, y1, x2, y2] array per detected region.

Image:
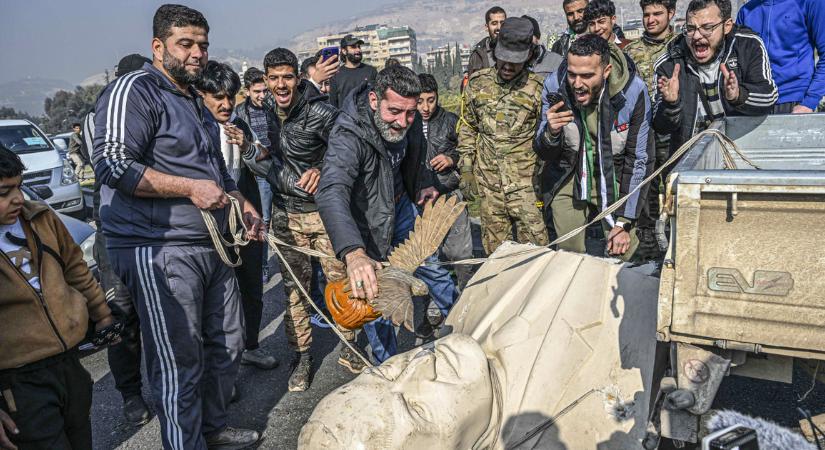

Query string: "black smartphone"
[[702, 426, 759, 450], [546, 91, 569, 112], [320, 46, 339, 61]]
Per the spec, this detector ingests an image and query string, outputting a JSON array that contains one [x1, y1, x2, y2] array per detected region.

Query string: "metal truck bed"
[[657, 114, 825, 360]]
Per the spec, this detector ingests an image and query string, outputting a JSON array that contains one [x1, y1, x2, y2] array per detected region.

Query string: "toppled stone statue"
[[300, 243, 660, 449]]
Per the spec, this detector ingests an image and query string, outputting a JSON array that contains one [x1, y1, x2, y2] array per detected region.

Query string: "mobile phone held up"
[[546, 91, 569, 112], [320, 46, 339, 61]]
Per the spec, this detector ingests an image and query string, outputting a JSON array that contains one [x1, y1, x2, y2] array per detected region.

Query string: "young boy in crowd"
[[0, 146, 117, 449]]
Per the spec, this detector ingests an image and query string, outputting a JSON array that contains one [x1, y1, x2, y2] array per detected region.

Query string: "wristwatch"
[[615, 220, 632, 232]]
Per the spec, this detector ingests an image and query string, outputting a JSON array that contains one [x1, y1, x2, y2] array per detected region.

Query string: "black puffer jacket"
[[243, 80, 338, 213], [315, 82, 435, 261], [424, 106, 460, 194]]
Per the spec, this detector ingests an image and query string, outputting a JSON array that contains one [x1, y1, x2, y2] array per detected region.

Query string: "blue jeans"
[[363, 195, 458, 363], [256, 177, 273, 224], [257, 177, 273, 268]]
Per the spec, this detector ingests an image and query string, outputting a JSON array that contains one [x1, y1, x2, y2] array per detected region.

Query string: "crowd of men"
[[0, 0, 822, 448]]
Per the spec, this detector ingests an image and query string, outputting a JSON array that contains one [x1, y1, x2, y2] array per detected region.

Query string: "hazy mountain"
[[0, 78, 72, 116]]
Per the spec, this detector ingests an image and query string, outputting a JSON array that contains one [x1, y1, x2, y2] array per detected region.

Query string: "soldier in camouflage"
[[624, 0, 676, 260], [459, 17, 549, 254]]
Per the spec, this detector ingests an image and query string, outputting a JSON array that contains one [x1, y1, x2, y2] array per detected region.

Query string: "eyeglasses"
[[684, 21, 725, 37]]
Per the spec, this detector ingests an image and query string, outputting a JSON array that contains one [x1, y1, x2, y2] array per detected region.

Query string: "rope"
[[201, 195, 251, 267]]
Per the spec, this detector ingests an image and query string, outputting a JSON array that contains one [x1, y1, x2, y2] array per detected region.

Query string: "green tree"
[[453, 42, 463, 75], [40, 85, 104, 134]]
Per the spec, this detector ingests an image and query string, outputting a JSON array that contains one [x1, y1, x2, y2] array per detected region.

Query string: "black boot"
[[122, 394, 151, 426], [205, 427, 260, 450], [288, 352, 313, 392]]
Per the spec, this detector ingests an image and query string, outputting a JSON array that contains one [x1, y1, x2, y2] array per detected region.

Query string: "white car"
[[0, 119, 85, 216]]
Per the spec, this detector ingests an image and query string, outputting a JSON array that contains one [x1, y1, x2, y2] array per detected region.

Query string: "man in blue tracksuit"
[[737, 0, 825, 113], [92, 5, 263, 450]]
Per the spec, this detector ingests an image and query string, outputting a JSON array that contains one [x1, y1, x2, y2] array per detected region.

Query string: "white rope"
[[201, 195, 250, 267]]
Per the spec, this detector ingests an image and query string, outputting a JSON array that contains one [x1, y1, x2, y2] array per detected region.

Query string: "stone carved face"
[[298, 334, 494, 449]]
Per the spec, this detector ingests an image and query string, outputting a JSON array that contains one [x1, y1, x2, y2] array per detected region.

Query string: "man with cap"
[[329, 34, 378, 108], [458, 17, 548, 254], [83, 53, 155, 428]]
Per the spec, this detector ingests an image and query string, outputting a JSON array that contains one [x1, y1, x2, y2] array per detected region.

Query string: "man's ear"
[[603, 63, 613, 80], [723, 18, 734, 35], [151, 38, 164, 64], [368, 91, 379, 111], [667, 9, 676, 23]]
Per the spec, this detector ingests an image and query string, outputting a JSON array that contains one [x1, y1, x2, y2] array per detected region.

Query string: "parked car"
[[0, 119, 85, 217], [49, 131, 73, 160], [20, 184, 97, 275]]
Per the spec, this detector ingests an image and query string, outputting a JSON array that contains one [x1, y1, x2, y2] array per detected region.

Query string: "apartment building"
[[425, 43, 472, 73], [316, 24, 418, 68]]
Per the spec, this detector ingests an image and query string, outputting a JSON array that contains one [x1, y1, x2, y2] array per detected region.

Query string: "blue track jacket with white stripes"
[[92, 62, 237, 248]]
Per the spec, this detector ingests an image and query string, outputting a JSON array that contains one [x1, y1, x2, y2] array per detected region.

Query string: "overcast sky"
[[0, 0, 395, 84]]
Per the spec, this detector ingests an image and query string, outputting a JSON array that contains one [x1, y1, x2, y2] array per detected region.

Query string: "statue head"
[[298, 334, 495, 449]]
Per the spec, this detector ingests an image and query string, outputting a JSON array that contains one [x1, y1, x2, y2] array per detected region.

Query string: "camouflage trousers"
[[477, 180, 549, 255], [271, 208, 354, 353]]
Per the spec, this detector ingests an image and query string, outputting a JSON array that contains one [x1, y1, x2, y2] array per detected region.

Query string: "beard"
[[571, 19, 588, 34], [573, 83, 604, 108], [345, 52, 363, 64], [163, 48, 202, 85], [373, 104, 409, 143]]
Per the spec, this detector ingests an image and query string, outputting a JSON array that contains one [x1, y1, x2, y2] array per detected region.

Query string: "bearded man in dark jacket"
[[315, 66, 458, 363]]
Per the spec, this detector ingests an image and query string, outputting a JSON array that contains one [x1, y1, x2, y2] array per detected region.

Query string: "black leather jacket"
[[315, 82, 435, 261], [244, 80, 338, 213], [424, 106, 460, 194]]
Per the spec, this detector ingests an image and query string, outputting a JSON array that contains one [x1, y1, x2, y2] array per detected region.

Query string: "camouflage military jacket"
[[457, 68, 543, 187], [625, 30, 676, 100]]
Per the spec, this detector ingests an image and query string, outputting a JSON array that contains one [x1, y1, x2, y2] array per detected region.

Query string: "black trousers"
[[94, 232, 143, 400], [0, 351, 93, 450], [236, 240, 264, 350]]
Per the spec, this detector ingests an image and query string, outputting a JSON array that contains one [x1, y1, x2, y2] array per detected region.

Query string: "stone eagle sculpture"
[[324, 195, 466, 331]]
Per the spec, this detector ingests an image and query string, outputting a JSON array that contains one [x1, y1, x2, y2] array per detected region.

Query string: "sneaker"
[[288, 353, 313, 392], [122, 395, 151, 427], [337, 345, 367, 374], [241, 348, 279, 370], [206, 426, 260, 450], [310, 313, 332, 329]]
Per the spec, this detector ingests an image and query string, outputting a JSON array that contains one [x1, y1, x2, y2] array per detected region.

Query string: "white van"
[[0, 119, 85, 216]]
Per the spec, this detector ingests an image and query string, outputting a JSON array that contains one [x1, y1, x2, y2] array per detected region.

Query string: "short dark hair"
[[418, 73, 438, 94], [243, 67, 265, 88], [0, 146, 25, 179], [640, 0, 677, 11], [152, 4, 209, 41], [373, 65, 421, 100], [72, 123, 81, 128], [196, 60, 241, 97], [384, 58, 402, 69], [584, 0, 616, 23], [300, 57, 318, 78], [263, 48, 299, 76], [522, 15, 541, 39], [568, 33, 611, 66], [485, 6, 506, 24], [687, 0, 731, 20], [563, 0, 587, 6]]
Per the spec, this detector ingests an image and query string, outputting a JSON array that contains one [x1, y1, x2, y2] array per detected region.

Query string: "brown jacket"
[[0, 201, 109, 370]]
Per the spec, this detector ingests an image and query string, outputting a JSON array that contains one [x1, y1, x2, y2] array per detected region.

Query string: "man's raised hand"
[[312, 54, 339, 85], [546, 101, 574, 136], [720, 64, 740, 102], [658, 63, 681, 104]]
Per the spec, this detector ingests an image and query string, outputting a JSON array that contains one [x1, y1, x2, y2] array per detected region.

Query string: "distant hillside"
[[0, 78, 72, 116], [289, 0, 689, 54]]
